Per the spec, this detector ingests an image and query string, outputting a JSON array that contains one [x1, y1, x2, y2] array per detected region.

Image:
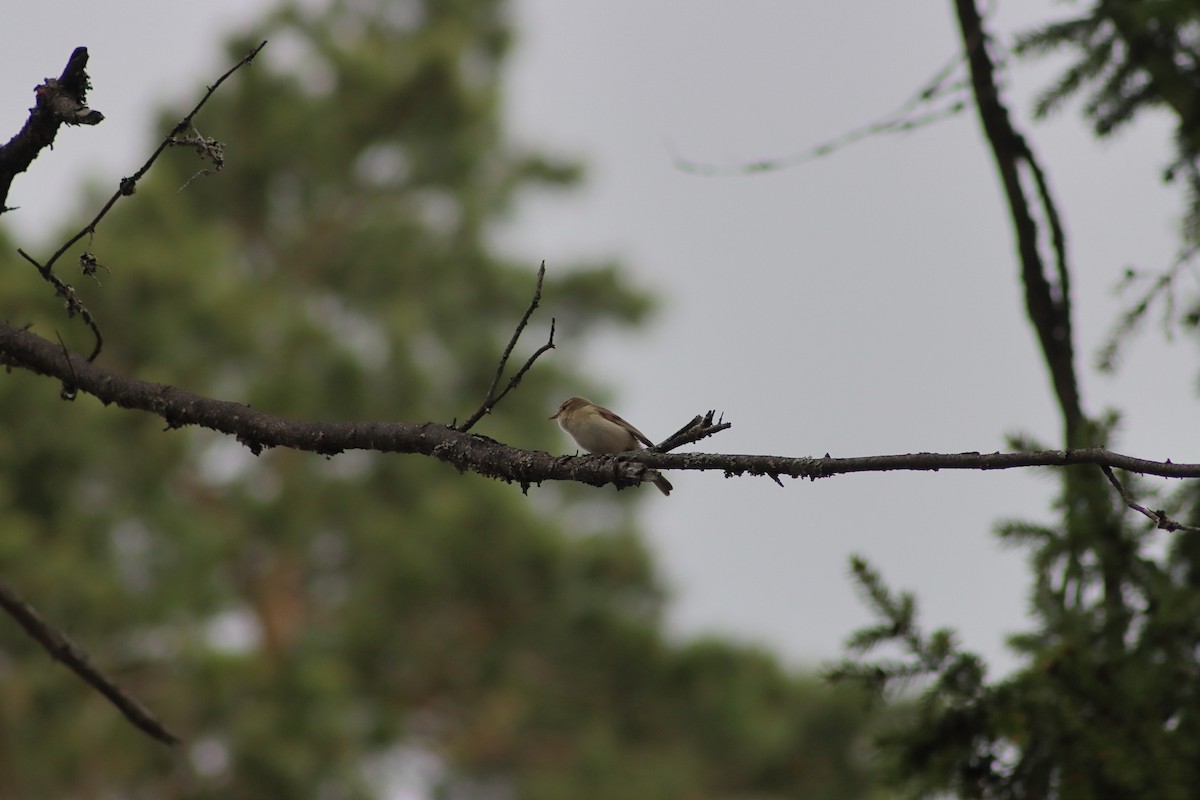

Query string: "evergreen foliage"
[[831, 2, 1200, 796], [1015, 0, 1200, 241]]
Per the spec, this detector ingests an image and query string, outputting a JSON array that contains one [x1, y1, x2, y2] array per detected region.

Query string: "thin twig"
[[54, 330, 78, 400], [12, 320, 1200, 494], [1099, 465, 1200, 533], [17, 247, 104, 362], [674, 50, 968, 176], [457, 261, 555, 432], [0, 577, 180, 746]]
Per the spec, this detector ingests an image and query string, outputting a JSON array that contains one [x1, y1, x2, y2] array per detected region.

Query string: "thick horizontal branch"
[[631, 448, 1200, 481], [2, 322, 1198, 491], [0, 322, 662, 492]]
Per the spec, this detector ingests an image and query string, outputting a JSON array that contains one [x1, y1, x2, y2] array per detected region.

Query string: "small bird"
[[550, 396, 673, 496]]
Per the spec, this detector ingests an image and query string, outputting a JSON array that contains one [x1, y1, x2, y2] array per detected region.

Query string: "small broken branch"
[[0, 47, 104, 213], [652, 410, 731, 453]]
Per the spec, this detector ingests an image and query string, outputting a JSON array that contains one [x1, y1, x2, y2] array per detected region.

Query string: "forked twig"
[[457, 261, 556, 432], [1100, 465, 1200, 533], [40, 40, 267, 274], [652, 410, 731, 453], [0, 578, 180, 746]]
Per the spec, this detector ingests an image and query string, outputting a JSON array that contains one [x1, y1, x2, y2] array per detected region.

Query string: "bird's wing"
[[596, 406, 654, 448]]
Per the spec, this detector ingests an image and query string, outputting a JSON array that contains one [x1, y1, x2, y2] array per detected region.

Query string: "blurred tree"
[[1016, 0, 1200, 242], [832, 1, 1200, 798], [0, 1, 883, 798]]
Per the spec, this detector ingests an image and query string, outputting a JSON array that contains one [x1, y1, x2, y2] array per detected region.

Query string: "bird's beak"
[[548, 411, 560, 420]]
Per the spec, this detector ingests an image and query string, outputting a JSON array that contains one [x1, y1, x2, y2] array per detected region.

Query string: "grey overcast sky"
[[2, 2, 1193, 677]]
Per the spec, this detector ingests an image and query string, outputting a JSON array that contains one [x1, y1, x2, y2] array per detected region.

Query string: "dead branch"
[[652, 410, 730, 453], [16, 247, 104, 364], [1099, 465, 1200, 533], [3, 320, 1200, 493], [0, 47, 104, 213], [0, 577, 179, 747]]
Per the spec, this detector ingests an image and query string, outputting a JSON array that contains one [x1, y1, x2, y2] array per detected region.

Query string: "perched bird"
[[550, 396, 673, 496]]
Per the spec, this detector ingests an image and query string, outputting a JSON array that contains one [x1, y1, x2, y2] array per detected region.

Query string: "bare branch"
[[1099, 465, 1200, 533], [17, 247, 104, 363], [0, 577, 180, 747], [3, 321, 1200, 499], [634, 448, 1200, 483], [457, 261, 555, 432]]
